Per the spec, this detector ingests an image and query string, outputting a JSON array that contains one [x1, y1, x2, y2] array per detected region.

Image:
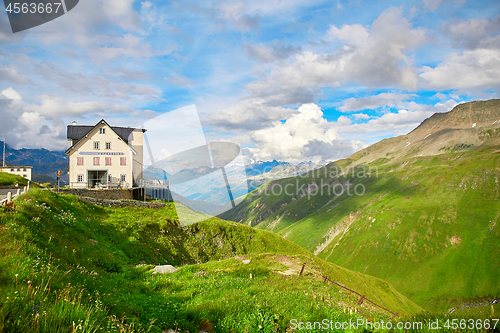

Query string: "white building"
[[0, 166, 32, 181], [65, 120, 145, 189]]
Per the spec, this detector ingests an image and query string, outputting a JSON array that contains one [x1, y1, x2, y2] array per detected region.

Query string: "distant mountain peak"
[[350, 99, 500, 166]]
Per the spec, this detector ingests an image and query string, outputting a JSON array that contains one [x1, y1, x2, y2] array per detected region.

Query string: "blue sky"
[[0, 0, 499, 163]]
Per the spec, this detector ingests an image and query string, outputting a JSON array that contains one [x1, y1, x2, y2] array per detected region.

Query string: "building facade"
[[0, 166, 32, 181], [65, 120, 145, 189]]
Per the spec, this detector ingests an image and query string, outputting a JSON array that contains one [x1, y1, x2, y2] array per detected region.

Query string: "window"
[[77, 175, 83, 182], [77, 157, 84, 165], [23, 175, 27, 178], [108, 174, 112, 182], [105, 142, 111, 150], [10, 168, 13, 171], [120, 157, 126, 165], [23, 168, 26, 171], [105, 157, 111, 166], [17, 168, 20, 171], [93, 157, 100, 165], [120, 174, 126, 182], [99, 128, 105, 134], [93, 141, 100, 150]]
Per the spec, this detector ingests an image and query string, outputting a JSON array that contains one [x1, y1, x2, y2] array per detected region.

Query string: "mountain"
[[245, 159, 291, 176], [219, 99, 500, 312], [0, 141, 69, 183], [162, 160, 331, 209]]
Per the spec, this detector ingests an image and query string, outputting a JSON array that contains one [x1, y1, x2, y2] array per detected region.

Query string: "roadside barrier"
[[299, 263, 399, 319]]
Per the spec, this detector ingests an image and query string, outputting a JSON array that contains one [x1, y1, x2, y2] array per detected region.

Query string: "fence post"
[[323, 276, 328, 284], [299, 263, 306, 276], [391, 313, 398, 319], [357, 295, 365, 305], [7, 192, 12, 204]]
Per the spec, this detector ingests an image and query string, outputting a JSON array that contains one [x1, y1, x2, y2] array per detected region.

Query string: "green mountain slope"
[[219, 100, 500, 311], [0, 189, 422, 332]]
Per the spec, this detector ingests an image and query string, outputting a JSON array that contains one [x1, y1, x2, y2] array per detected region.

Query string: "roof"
[[0, 166, 33, 169], [65, 119, 145, 155], [67, 121, 146, 143]]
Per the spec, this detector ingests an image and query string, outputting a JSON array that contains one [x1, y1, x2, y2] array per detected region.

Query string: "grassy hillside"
[[0, 172, 29, 186], [220, 144, 500, 313], [0, 189, 424, 332]]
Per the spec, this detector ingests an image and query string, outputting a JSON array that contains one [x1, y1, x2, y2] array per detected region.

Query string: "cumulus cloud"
[[243, 40, 302, 63], [0, 87, 146, 150], [0, 88, 66, 150], [352, 113, 370, 120], [441, 16, 500, 50], [420, 49, 500, 90], [244, 8, 428, 107], [247, 103, 367, 162], [206, 98, 298, 132], [339, 97, 459, 136]]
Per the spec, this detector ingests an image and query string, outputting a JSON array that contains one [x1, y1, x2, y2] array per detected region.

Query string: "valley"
[[220, 100, 500, 313]]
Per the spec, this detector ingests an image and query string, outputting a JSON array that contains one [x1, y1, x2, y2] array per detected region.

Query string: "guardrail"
[[0, 181, 30, 205]]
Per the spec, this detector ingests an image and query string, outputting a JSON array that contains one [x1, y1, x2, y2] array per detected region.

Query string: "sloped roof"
[[67, 122, 145, 143], [65, 119, 145, 155]]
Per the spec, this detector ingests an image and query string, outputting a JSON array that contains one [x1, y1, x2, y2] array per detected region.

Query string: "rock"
[[242, 259, 251, 264], [152, 265, 178, 274]]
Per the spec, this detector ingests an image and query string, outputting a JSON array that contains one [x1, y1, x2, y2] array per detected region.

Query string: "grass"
[[219, 146, 500, 313], [0, 189, 427, 332], [0, 172, 29, 187]]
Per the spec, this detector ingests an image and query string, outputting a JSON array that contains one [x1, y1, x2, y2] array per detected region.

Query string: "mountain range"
[[0, 142, 69, 185], [219, 99, 500, 312]]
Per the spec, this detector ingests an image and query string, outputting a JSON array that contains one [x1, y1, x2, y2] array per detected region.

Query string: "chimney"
[[72, 121, 77, 126]]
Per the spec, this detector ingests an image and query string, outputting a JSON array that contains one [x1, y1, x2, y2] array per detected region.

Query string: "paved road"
[[0, 188, 20, 201]]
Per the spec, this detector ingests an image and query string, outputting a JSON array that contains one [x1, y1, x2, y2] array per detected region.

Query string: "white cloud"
[[441, 16, 500, 50], [420, 49, 500, 90], [244, 7, 428, 107], [352, 113, 370, 120], [0, 65, 31, 84], [0, 87, 148, 150], [340, 92, 413, 112], [206, 98, 298, 132], [339, 98, 459, 136], [247, 103, 366, 162]]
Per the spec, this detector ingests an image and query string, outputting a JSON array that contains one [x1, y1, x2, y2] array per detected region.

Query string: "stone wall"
[[79, 197, 166, 209], [57, 188, 133, 200]]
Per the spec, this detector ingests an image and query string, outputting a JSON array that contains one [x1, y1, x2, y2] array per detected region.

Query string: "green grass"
[[0, 172, 29, 186], [220, 147, 500, 313], [0, 189, 425, 332]]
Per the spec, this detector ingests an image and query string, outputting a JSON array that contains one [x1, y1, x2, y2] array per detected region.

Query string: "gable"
[[66, 120, 136, 156]]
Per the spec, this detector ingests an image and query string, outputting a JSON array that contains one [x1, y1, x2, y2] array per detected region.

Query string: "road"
[[0, 188, 20, 201]]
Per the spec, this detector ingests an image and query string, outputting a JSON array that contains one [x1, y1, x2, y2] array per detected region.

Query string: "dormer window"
[[99, 128, 106, 134]]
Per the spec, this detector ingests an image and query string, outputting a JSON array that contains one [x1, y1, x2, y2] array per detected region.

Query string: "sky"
[[0, 0, 499, 164]]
